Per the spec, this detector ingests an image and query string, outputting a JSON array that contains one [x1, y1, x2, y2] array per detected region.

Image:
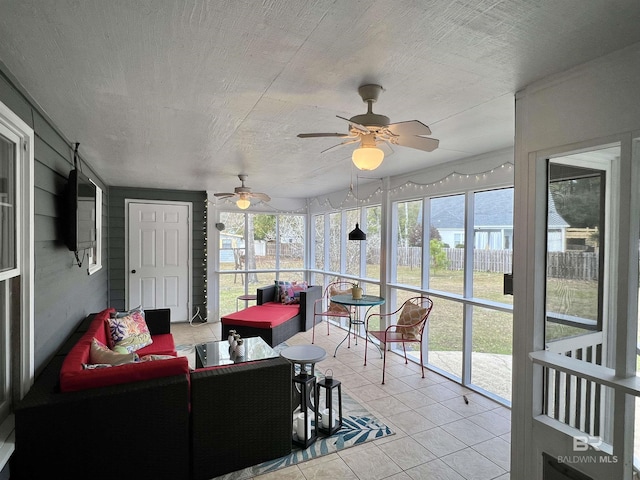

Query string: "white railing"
[[544, 333, 605, 436]]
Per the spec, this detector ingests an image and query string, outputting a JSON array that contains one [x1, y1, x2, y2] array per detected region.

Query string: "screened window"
[[365, 205, 381, 280], [87, 181, 102, 275], [217, 212, 306, 317], [472, 188, 513, 304], [0, 133, 16, 275], [345, 209, 360, 277], [328, 212, 341, 273], [314, 215, 324, 270], [430, 194, 464, 295], [393, 200, 423, 287]]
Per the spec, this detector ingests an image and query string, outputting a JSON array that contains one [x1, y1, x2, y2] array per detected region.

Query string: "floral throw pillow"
[[108, 306, 153, 353], [396, 302, 428, 339], [275, 280, 309, 304]]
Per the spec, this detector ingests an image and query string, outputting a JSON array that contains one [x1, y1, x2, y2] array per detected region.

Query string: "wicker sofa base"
[[221, 313, 301, 347], [190, 356, 293, 480]]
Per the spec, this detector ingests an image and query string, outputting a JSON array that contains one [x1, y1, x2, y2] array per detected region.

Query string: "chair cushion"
[[328, 285, 352, 314], [397, 302, 427, 339]]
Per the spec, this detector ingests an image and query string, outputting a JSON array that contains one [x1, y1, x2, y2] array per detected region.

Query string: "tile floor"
[[172, 320, 511, 480]]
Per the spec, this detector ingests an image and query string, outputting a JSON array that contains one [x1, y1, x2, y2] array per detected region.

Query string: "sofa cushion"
[[221, 303, 300, 328], [135, 333, 176, 356], [89, 338, 138, 365], [108, 306, 153, 352], [61, 356, 190, 392]]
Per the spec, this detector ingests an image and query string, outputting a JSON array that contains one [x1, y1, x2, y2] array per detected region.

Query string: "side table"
[[236, 294, 257, 311]]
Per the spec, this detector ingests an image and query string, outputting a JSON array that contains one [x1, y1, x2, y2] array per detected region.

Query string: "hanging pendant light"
[[348, 174, 366, 241], [348, 222, 366, 241]]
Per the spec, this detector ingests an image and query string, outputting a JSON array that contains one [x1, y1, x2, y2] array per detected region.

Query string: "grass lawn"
[[216, 260, 598, 358]]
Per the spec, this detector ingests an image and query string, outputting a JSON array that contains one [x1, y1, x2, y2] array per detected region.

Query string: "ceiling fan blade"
[[213, 193, 236, 198], [387, 120, 431, 136], [297, 132, 349, 138], [251, 193, 271, 202], [395, 135, 439, 152], [336, 115, 370, 134], [321, 137, 360, 153]]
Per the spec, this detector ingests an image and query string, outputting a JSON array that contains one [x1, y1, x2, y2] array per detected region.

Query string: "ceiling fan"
[[213, 174, 271, 209], [297, 84, 439, 171]]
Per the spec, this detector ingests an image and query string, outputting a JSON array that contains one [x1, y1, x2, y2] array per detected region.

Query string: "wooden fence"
[[367, 247, 599, 280]]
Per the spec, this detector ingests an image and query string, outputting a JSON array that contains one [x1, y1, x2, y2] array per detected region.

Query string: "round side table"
[[236, 294, 257, 311]]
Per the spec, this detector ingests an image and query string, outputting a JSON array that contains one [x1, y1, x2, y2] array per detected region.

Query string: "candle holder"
[[292, 373, 318, 448], [316, 370, 342, 436]]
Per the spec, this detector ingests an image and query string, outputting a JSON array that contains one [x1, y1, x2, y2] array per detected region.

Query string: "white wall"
[[512, 42, 640, 479]]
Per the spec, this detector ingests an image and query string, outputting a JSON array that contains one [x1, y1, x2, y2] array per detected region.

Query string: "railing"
[[544, 333, 604, 436]]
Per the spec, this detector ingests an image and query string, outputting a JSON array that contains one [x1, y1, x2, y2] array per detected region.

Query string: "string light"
[[209, 162, 513, 213], [389, 162, 513, 195]]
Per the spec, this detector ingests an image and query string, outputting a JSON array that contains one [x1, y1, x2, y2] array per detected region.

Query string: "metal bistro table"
[[330, 294, 385, 357]]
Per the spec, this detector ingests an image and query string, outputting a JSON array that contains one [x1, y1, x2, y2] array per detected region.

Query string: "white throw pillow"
[[89, 338, 138, 366]]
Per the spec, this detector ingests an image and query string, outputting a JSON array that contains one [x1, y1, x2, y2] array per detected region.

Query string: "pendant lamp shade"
[[348, 223, 366, 241]]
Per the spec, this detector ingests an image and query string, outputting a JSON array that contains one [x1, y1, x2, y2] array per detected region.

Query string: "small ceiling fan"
[[213, 174, 271, 209], [297, 84, 439, 170]]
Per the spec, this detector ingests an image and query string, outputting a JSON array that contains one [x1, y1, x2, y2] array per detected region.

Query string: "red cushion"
[[60, 356, 190, 392], [60, 308, 115, 377], [221, 303, 300, 328], [59, 307, 187, 392], [136, 333, 176, 356]]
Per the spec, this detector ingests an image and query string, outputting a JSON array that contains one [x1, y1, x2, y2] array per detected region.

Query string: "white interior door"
[[128, 201, 190, 322]]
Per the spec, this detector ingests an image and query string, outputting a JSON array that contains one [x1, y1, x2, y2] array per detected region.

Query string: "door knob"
[[131, 269, 136, 274]]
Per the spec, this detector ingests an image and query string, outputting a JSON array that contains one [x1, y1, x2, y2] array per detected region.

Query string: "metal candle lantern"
[[316, 370, 342, 436]]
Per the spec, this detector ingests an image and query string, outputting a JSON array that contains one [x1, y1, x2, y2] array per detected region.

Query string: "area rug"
[[214, 372, 393, 480]]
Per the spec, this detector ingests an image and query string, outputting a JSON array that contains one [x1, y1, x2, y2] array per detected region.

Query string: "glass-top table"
[[195, 336, 278, 369]]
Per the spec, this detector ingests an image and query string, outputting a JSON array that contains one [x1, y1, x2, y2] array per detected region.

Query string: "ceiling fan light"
[[352, 146, 384, 171], [348, 223, 367, 241], [236, 197, 250, 209]]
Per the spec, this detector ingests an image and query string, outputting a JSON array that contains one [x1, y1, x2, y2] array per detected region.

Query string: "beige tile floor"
[[172, 320, 511, 480]]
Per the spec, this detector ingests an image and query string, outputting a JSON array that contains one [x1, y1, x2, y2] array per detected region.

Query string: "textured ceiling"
[[1, 0, 639, 199]]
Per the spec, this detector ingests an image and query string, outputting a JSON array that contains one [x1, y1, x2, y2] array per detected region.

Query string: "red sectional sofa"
[[13, 307, 293, 480], [221, 283, 322, 346], [59, 307, 190, 392]]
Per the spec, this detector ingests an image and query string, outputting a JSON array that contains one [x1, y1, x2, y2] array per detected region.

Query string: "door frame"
[[514, 134, 636, 479], [124, 199, 192, 320]]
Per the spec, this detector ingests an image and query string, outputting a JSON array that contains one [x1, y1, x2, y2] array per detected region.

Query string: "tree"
[[550, 176, 601, 228], [430, 239, 449, 270]]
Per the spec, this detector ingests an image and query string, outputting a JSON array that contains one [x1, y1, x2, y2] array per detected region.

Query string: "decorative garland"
[[208, 162, 514, 213], [390, 161, 514, 194], [312, 161, 514, 210]]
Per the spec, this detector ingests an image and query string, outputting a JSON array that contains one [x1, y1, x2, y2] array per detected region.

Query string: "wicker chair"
[[364, 296, 433, 384], [311, 281, 355, 344]]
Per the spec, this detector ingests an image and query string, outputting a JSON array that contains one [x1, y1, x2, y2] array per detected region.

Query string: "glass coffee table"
[[195, 336, 278, 369]]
